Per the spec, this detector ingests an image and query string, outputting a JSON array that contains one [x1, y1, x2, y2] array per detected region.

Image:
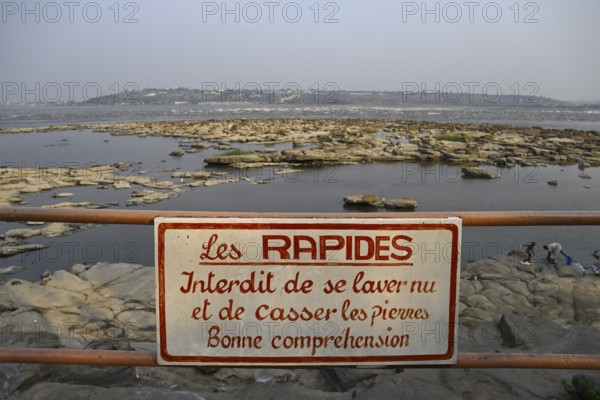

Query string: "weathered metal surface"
[[1, 207, 600, 226]]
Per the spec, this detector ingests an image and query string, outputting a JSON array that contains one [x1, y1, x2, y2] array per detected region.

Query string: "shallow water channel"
[[1, 129, 599, 282]]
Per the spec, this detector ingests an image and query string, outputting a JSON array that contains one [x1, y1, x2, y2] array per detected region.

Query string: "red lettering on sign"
[[207, 326, 263, 349], [354, 236, 375, 260], [293, 235, 317, 260], [319, 235, 345, 260], [391, 235, 413, 261], [200, 234, 242, 261], [259, 234, 415, 263], [262, 235, 291, 260]]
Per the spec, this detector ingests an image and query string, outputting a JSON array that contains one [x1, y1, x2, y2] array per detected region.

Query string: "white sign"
[[155, 217, 461, 366]]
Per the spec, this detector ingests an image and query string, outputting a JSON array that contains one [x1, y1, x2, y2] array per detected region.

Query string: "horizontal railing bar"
[[1, 208, 600, 226], [0, 348, 599, 369], [2, 208, 600, 370], [456, 353, 600, 370], [0, 348, 156, 367]]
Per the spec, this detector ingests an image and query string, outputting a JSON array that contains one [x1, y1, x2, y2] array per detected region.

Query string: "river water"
[[0, 103, 599, 282], [2, 103, 600, 131]]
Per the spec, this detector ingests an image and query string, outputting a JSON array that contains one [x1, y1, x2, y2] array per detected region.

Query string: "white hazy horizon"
[[1, 0, 599, 103]]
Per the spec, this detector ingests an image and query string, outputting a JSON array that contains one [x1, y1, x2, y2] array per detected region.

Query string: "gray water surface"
[[1, 129, 598, 282], [2, 103, 599, 131]]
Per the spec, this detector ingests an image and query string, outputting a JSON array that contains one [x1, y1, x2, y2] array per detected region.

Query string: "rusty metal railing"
[[1, 207, 600, 369], [1, 347, 600, 369], [1, 208, 600, 226]]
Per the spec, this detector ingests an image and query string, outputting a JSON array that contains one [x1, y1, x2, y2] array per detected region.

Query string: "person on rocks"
[[592, 250, 600, 275], [543, 242, 569, 264], [520, 242, 536, 265]]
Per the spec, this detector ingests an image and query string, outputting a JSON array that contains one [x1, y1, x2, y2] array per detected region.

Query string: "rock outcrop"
[[1, 257, 600, 399], [384, 197, 418, 210], [342, 194, 385, 207], [461, 166, 500, 180], [2, 119, 598, 168], [0, 165, 185, 207]]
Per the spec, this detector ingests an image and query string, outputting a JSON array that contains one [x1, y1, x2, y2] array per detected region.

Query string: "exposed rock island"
[[2, 119, 599, 167]]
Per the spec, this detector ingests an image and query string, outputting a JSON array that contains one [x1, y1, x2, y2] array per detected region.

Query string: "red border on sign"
[[157, 221, 460, 364]]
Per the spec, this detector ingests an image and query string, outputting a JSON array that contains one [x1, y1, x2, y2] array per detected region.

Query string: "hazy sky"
[[1, 0, 599, 102]]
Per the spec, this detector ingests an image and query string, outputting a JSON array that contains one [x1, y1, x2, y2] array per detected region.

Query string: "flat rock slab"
[[461, 166, 500, 179], [342, 194, 385, 207], [0, 263, 156, 347], [384, 197, 418, 209], [498, 314, 564, 349], [17, 383, 208, 400], [459, 255, 600, 328]]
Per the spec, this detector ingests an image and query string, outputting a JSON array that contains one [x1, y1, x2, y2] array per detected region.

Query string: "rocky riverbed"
[[1, 119, 599, 398], [1, 119, 599, 168], [1, 118, 597, 212], [0, 163, 191, 208], [2, 255, 600, 399]]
